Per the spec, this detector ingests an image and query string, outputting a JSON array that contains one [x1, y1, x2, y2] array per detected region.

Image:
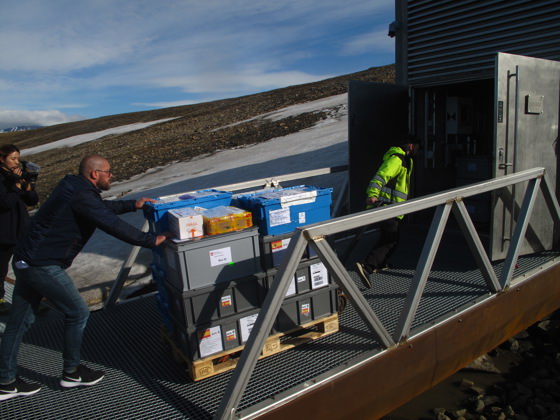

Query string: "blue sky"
[[0, 0, 395, 129]]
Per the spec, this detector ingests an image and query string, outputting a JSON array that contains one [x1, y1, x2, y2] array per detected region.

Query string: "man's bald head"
[[79, 154, 108, 177], [79, 154, 113, 191]]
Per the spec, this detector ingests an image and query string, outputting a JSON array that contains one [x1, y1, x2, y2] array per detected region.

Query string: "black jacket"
[[0, 168, 39, 245], [15, 174, 157, 268]]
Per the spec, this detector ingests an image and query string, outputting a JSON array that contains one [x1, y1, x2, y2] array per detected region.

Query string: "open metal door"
[[491, 53, 560, 260], [348, 81, 409, 214]]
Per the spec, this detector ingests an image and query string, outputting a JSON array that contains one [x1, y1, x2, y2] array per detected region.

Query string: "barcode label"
[[310, 262, 328, 289]]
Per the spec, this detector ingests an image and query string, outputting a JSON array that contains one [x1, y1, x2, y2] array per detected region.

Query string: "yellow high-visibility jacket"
[[366, 147, 412, 218]]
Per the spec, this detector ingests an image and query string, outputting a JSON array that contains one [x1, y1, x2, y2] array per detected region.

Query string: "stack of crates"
[[143, 185, 339, 364], [234, 185, 339, 333], [143, 189, 234, 330]]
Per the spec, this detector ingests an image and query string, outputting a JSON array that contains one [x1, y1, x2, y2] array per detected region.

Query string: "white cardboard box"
[[168, 207, 204, 240]]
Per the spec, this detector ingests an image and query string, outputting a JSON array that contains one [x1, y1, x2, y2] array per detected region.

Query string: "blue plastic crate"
[[151, 264, 172, 331], [235, 186, 332, 235], [142, 189, 232, 234]]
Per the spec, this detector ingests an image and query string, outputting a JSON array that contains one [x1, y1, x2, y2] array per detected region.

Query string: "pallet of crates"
[[158, 187, 341, 381], [162, 293, 340, 381], [157, 203, 265, 380], [160, 253, 341, 381]]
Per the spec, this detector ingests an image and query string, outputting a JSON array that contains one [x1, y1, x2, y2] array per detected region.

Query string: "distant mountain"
[[0, 64, 395, 205], [0, 125, 43, 133]]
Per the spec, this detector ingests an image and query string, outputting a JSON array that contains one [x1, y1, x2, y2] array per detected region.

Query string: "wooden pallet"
[[161, 313, 339, 381]]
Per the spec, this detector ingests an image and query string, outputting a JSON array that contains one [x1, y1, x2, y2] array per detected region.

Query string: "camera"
[[20, 160, 40, 184]]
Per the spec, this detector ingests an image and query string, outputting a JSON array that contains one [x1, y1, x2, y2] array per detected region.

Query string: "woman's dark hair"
[[0, 144, 20, 159]]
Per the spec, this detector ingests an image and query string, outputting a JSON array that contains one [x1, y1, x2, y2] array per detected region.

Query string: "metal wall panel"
[[397, 0, 560, 86]]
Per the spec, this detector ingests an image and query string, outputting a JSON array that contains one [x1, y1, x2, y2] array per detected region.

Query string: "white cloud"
[[0, 110, 85, 130], [152, 69, 333, 95], [0, 0, 394, 117], [341, 27, 395, 56]]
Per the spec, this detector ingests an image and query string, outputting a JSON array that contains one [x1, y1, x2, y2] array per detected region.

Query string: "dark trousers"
[[0, 263, 90, 382], [0, 244, 15, 299], [364, 218, 400, 269]]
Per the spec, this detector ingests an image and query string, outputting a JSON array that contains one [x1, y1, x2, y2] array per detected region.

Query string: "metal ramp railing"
[[214, 167, 560, 419]]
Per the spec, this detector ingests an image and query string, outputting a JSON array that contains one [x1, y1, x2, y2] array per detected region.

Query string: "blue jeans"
[[0, 264, 90, 382]]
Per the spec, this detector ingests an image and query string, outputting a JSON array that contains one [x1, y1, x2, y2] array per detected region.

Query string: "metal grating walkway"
[[1, 237, 558, 419]]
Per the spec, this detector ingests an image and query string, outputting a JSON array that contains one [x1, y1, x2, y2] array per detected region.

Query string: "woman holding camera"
[[0, 144, 39, 315]]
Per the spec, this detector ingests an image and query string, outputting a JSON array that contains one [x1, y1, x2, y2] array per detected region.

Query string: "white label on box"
[[240, 313, 259, 343], [298, 211, 306, 224], [271, 238, 290, 253], [269, 207, 291, 227], [225, 329, 237, 342], [279, 190, 317, 207], [301, 303, 311, 316], [221, 295, 232, 307], [297, 274, 306, 284], [198, 326, 223, 358], [286, 278, 296, 297], [310, 262, 329, 289], [209, 247, 232, 267]]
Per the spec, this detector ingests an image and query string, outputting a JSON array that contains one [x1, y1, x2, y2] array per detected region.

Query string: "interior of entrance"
[[412, 79, 494, 232]]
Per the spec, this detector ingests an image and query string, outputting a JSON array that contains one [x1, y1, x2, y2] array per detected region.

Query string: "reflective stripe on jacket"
[[366, 147, 412, 217]]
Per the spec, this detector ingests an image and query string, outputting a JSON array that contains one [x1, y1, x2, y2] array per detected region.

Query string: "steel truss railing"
[[214, 167, 560, 420]]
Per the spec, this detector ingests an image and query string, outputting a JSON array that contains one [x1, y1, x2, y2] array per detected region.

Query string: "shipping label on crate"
[[298, 212, 306, 224], [271, 238, 290, 266], [240, 313, 258, 343], [274, 189, 318, 207], [209, 247, 233, 267], [271, 238, 290, 253], [310, 262, 329, 289], [225, 329, 237, 342], [198, 326, 223, 358], [301, 303, 311, 316], [221, 295, 233, 308], [269, 207, 291, 227]]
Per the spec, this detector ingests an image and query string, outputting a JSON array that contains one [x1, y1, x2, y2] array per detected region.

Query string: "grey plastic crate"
[[275, 285, 339, 333], [163, 227, 261, 291], [164, 274, 267, 329], [260, 258, 332, 298], [169, 284, 339, 360], [170, 309, 263, 360], [259, 231, 317, 270]]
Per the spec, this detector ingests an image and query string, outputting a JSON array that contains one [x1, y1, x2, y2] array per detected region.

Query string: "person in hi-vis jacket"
[[356, 136, 419, 288]]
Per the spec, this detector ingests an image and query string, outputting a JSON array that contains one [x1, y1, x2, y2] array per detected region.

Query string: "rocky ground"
[[0, 65, 395, 206], [385, 312, 560, 420]]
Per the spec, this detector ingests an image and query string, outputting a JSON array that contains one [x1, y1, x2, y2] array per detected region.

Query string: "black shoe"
[[371, 263, 392, 273], [60, 364, 104, 388], [356, 261, 373, 288], [0, 377, 41, 401], [382, 262, 392, 271]]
